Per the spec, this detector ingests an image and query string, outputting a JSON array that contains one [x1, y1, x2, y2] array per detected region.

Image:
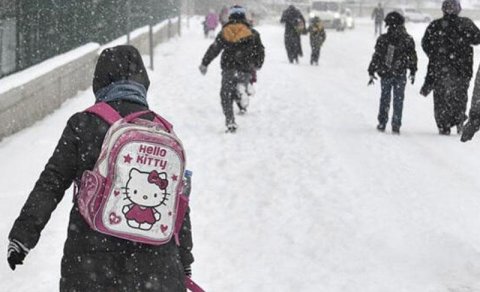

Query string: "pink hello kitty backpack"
[[76, 102, 189, 246]]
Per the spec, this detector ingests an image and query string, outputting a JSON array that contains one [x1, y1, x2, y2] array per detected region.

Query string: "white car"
[[394, 7, 432, 23], [310, 0, 348, 31]]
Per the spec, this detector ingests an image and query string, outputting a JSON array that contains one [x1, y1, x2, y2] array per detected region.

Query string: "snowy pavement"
[[3, 18, 480, 291]]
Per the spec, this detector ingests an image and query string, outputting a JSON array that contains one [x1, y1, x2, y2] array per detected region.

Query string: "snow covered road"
[[2, 18, 480, 291]]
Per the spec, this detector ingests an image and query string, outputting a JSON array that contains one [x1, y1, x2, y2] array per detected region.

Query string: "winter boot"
[[236, 84, 250, 110], [439, 127, 451, 135], [377, 124, 386, 132], [246, 83, 255, 96], [226, 122, 238, 133], [392, 125, 400, 135]]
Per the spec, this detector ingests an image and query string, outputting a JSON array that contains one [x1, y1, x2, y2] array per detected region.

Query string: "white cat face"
[[125, 168, 169, 208]]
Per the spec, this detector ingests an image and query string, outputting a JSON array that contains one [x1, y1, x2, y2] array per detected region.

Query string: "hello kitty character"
[[122, 168, 170, 231]]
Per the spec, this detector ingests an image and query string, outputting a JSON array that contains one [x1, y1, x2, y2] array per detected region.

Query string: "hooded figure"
[[7, 45, 194, 291], [371, 3, 385, 35], [368, 11, 417, 134], [421, 0, 480, 135], [203, 10, 219, 38], [281, 5, 306, 63], [308, 16, 326, 65], [199, 5, 265, 133]]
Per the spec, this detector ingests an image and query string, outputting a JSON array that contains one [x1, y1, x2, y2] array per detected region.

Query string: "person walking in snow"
[[371, 3, 384, 36], [421, 0, 480, 135], [199, 5, 265, 133], [203, 9, 219, 38], [368, 11, 417, 134], [7, 45, 195, 291], [308, 16, 326, 66], [219, 6, 230, 26], [281, 5, 306, 64]]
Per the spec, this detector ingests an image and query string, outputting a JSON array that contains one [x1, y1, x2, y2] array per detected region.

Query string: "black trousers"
[[220, 70, 252, 125], [311, 44, 322, 63]]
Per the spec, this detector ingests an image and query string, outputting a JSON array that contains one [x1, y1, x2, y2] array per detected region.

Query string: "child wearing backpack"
[[7, 45, 201, 292], [368, 11, 417, 134], [308, 16, 326, 66]]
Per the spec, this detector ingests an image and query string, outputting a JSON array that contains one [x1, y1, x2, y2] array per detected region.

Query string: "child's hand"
[[368, 74, 377, 86], [199, 65, 208, 75], [409, 73, 415, 84], [184, 265, 192, 277], [7, 239, 29, 271]]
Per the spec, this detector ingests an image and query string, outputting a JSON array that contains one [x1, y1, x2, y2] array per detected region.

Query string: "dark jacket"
[[201, 19, 265, 72], [368, 26, 417, 78], [10, 101, 193, 291], [280, 5, 306, 57], [308, 19, 326, 48], [8, 45, 193, 292], [422, 14, 480, 80], [281, 5, 306, 34]]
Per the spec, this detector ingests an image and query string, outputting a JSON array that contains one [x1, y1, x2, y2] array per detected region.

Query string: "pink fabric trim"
[[87, 102, 173, 132], [185, 277, 205, 292], [85, 102, 122, 125], [124, 110, 173, 133]]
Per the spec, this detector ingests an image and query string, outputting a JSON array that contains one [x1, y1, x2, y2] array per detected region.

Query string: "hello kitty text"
[[136, 144, 168, 170]]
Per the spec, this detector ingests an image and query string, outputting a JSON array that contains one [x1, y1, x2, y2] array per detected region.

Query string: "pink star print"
[[171, 174, 178, 181], [124, 154, 133, 163]]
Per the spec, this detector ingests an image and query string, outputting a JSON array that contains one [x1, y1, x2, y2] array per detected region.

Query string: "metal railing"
[[0, 0, 179, 78]]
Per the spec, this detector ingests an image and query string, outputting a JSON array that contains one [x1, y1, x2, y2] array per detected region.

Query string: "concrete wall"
[[0, 17, 180, 140]]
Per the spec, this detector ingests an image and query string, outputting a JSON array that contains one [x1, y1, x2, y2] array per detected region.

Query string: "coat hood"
[[442, 0, 461, 15], [222, 22, 253, 43], [92, 45, 150, 94]]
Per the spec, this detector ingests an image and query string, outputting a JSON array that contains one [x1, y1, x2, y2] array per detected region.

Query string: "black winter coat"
[[368, 26, 417, 78], [422, 14, 480, 81], [308, 21, 326, 48], [201, 19, 265, 72], [281, 6, 306, 58], [9, 100, 193, 292]]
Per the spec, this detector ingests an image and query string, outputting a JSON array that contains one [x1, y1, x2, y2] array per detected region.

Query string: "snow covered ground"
[[3, 17, 480, 292]]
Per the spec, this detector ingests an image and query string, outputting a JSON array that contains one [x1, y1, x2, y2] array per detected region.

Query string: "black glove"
[[409, 73, 415, 85], [461, 122, 477, 142], [7, 239, 29, 271], [199, 65, 207, 75], [184, 265, 192, 277], [419, 84, 432, 97], [368, 74, 377, 86]]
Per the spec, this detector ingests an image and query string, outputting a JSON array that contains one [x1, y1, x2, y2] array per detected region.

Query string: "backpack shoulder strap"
[[85, 102, 122, 125], [124, 110, 174, 133]]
